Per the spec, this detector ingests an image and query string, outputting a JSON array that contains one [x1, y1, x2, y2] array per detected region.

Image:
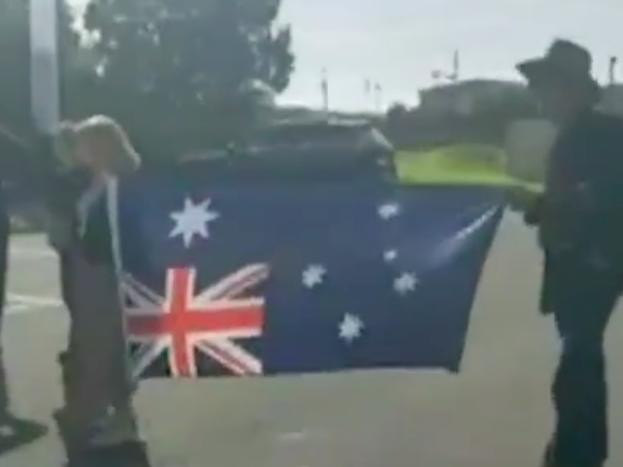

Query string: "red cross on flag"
[[123, 264, 269, 378]]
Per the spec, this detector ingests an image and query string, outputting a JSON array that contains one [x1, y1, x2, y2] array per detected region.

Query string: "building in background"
[[384, 79, 537, 149], [600, 84, 623, 116], [418, 79, 527, 117]]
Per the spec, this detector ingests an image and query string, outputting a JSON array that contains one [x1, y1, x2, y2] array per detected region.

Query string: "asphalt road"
[[3, 215, 623, 467]]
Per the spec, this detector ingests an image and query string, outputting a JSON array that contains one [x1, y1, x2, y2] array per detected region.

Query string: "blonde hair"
[[54, 115, 141, 176]]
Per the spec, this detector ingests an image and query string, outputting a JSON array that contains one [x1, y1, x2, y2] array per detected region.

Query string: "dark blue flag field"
[[113, 173, 503, 379]]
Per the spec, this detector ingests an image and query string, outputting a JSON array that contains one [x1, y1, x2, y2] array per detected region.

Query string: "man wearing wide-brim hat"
[[517, 39, 623, 467]]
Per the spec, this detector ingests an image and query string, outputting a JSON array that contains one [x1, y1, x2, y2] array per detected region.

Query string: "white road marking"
[[9, 294, 62, 307], [5, 303, 32, 314], [276, 431, 308, 443], [5, 293, 63, 315], [9, 247, 56, 260]]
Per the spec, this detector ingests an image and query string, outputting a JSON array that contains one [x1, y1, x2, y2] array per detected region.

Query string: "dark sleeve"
[[584, 121, 623, 258], [591, 125, 623, 211], [43, 169, 93, 252], [0, 134, 54, 190], [80, 194, 114, 266], [0, 142, 33, 185], [45, 168, 92, 216]]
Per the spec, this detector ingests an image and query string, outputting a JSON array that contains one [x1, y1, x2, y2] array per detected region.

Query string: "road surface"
[[3, 214, 623, 467]]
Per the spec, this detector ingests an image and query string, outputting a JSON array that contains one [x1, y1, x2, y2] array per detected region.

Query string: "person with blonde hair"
[[47, 116, 151, 467], [60, 115, 141, 175]]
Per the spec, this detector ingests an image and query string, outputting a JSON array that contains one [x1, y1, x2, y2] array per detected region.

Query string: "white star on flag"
[[339, 313, 364, 344], [302, 264, 327, 289], [378, 202, 401, 220], [394, 272, 419, 296], [170, 198, 220, 248], [384, 249, 398, 263]]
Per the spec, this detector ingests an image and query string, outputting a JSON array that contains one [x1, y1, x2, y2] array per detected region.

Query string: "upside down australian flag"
[[113, 168, 504, 379]]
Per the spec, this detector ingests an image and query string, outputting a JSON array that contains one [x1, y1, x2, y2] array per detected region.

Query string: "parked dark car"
[[180, 120, 396, 183]]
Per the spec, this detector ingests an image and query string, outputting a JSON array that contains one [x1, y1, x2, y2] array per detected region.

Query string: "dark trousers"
[[548, 269, 620, 466], [56, 248, 139, 452]]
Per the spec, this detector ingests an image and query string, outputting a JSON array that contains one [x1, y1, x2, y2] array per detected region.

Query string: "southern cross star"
[[394, 272, 419, 296], [302, 264, 327, 289], [378, 202, 401, 220], [384, 249, 398, 263], [169, 197, 220, 248], [339, 313, 364, 344]]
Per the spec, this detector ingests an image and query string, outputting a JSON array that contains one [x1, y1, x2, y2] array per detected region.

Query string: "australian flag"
[[114, 171, 503, 379]]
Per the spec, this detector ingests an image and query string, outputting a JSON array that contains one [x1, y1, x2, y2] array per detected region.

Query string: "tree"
[[79, 0, 295, 160], [386, 103, 409, 129]]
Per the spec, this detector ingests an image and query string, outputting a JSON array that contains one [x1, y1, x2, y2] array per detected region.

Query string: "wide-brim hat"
[[517, 39, 599, 91]]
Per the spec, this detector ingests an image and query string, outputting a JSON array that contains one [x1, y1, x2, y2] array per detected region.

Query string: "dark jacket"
[[46, 168, 114, 266], [81, 187, 114, 266], [532, 110, 623, 313]]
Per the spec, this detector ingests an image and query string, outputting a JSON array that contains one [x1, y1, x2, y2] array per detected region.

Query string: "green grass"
[[396, 144, 542, 192]]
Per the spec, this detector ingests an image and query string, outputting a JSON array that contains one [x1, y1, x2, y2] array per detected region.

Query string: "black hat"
[[517, 39, 599, 90]]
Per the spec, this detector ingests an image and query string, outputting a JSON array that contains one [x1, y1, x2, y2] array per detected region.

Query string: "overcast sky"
[[71, 0, 623, 111]]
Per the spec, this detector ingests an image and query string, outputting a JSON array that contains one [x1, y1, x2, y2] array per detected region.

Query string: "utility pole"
[[374, 82, 383, 113], [30, 0, 60, 135], [451, 49, 460, 82], [610, 56, 618, 86], [432, 49, 461, 84], [364, 78, 372, 110], [321, 68, 329, 114]]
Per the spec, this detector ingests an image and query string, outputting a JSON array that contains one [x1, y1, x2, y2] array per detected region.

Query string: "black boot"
[[542, 441, 604, 467]]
